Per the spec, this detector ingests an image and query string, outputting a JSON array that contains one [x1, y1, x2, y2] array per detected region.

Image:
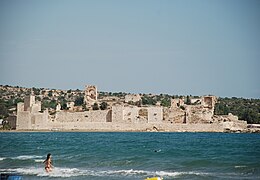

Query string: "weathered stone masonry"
[[15, 85, 247, 132]]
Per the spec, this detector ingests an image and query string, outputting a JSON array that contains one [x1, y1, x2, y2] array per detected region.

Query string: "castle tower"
[[84, 85, 98, 105], [202, 96, 217, 109], [24, 95, 35, 111]]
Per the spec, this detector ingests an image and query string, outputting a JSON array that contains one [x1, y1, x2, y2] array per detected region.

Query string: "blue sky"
[[0, 0, 259, 98]]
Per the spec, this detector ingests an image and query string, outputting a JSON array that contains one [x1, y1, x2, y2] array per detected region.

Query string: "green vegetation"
[[92, 103, 99, 110], [42, 99, 57, 110], [214, 97, 260, 124], [0, 97, 23, 118], [74, 96, 84, 106], [61, 102, 68, 110], [141, 94, 172, 107], [1, 85, 259, 124], [32, 87, 40, 95], [180, 106, 185, 110], [185, 95, 191, 105], [111, 92, 127, 98], [141, 95, 157, 105], [160, 98, 171, 107], [100, 102, 108, 110], [0, 103, 8, 119], [1, 120, 12, 130], [48, 91, 53, 97]]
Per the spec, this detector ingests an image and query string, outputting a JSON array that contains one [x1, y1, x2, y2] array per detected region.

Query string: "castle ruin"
[[15, 85, 247, 132], [84, 85, 98, 104]]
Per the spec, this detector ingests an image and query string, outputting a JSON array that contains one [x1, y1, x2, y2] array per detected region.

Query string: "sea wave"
[[12, 155, 43, 160], [0, 157, 5, 161], [34, 159, 44, 163], [235, 165, 247, 168], [0, 167, 209, 178]]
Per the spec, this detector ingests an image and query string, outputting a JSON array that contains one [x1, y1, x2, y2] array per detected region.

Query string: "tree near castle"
[[74, 96, 84, 106], [0, 85, 259, 124], [100, 102, 108, 110], [92, 103, 99, 110]]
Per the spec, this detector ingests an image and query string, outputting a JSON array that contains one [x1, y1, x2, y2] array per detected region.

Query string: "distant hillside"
[[0, 85, 259, 124], [214, 97, 260, 124]]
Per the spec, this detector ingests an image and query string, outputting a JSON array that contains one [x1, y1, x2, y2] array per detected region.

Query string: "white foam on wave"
[[103, 169, 149, 176], [12, 155, 43, 160], [154, 171, 209, 177], [34, 159, 44, 163], [0, 157, 5, 161], [235, 165, 247, 168], [1, 167, 89, 178], [0, 167, 208, 178]]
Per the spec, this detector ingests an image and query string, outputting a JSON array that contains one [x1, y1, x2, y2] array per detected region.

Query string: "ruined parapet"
[[185, 105, 214, 124], [125, 94, 141, 103], [112, 105, 163, 124], [163, 106, 186, 124], [212, 113, 247, 132], [182, 96, 217, 124], [213, 113, 241, 123], [166, 98, 186, 123], [171, 98, 184, 109], [84, 85, 98, 105], [202, 96, 217, 109]]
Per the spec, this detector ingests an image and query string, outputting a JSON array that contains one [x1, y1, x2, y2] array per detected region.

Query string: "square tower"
[[84, 85, 98, 105], [24, 95, 35, 111]]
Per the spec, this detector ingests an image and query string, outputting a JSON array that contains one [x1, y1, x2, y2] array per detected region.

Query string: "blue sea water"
[[0, 132, 260, 180]]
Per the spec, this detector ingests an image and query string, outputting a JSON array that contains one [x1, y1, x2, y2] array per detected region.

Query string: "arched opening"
[[106, 110, 112, 122]]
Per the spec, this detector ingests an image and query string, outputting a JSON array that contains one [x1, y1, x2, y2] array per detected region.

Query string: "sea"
[[0, 132, 260, 180]]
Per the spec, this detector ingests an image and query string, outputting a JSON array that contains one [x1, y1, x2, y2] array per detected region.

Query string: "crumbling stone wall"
[[125, 94, 141, 103], [54, 110, 109, 123], [123, 106, 139, 123], [166, 99, 186, 123], [16, 111, 31, 129], [112, 105, 124, 123], [169, 109, 186, 123], [186, 105, 214, 124], [148, 106, 163, 123], [15, 94, 247, 132]]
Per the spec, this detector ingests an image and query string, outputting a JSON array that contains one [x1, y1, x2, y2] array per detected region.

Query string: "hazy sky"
[[0, 0, 259, 98]]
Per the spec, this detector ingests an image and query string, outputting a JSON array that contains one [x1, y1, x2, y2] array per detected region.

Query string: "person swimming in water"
[[43, 153, 53, 172]]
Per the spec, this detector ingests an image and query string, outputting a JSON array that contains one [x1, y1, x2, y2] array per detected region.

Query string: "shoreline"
[[1, 128, 259, 133]]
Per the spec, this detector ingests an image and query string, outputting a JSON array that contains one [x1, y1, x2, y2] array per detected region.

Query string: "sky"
[[0, 0, 259, 98]]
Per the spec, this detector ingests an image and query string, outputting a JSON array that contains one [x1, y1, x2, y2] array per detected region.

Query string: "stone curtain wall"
[[15, 94, 248, 132], [55, 110, 110, 123]]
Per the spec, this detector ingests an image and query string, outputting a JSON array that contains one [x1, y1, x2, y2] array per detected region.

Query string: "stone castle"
[[15, 85, 247, 132]]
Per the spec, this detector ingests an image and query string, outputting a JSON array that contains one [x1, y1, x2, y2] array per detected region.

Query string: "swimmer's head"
[[47, 153, 51, 159]]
